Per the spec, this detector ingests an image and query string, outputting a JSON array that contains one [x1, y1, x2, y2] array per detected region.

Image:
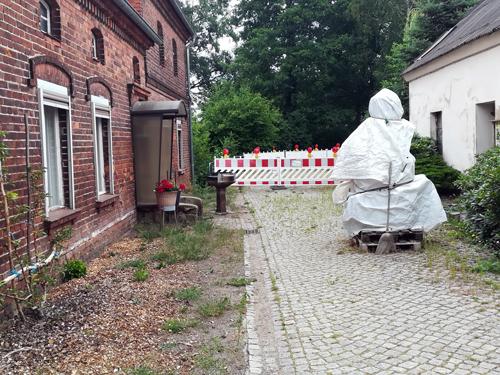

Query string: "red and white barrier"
[[242, 148, 333, 159], [213, 157, 337, 186]]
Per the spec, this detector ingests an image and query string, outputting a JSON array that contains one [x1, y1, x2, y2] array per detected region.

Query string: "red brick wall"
[[0, 0, 193, 320], [141, 0, 192, 189]]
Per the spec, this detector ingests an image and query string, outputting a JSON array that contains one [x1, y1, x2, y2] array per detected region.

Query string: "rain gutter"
[[110, 0, 163, 45]]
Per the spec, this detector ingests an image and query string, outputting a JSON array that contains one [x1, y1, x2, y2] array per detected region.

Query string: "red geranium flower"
[[154, 179, 181, 193], [179, 184, 186, 191]]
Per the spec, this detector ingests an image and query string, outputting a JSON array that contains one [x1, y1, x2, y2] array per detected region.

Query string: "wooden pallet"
[[355, 229, 423, 252]]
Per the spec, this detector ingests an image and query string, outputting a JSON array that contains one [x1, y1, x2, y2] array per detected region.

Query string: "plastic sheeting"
[[331, 89, 447, 238]]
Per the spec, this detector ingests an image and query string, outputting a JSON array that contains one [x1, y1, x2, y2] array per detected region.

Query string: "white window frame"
[[37, 79, 75, 214], [91, 32, 98, 60], [91, 95, 114, 198], [43, 106, 64, 209], [495, 122, 500, 147], [177, 123, 184, 169], [39, 0, 50, 34]]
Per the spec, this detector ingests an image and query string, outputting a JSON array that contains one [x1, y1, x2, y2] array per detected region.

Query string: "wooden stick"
[[0, 159, 25, 322]]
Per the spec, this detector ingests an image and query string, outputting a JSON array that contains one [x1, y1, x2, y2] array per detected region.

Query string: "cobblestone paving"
[[241, 186, 500, 375]]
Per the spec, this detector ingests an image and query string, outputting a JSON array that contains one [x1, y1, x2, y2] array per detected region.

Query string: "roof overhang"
[[402, 32, 500, 83], [131, 100, 187, 117]]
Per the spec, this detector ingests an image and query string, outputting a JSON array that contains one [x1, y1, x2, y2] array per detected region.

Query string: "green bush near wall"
[[410, 134, 461, 194], [454, 146, 500, 256], [415, 155, 462, 194], [62, 259, 87, 281]]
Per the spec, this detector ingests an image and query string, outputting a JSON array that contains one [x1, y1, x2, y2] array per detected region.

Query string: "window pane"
[[177, 129, 183, 169], [44, 106, 64, 209], [40, 19, 48, 33], [92, 34, 97, 59], [96, 117, 106, 194], [40, 3, 47, 18]]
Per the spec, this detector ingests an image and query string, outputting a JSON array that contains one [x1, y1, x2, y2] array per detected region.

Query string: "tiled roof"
[[402, 0, 500, 75]]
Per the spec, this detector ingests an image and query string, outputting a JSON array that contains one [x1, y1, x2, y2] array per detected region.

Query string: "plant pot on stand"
[[156, 190, 180, 226]]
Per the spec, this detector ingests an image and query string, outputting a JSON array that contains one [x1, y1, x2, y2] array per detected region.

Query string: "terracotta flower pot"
[[156, 191, 178, 210]]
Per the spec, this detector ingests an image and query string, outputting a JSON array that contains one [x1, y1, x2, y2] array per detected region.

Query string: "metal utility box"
[[131, 101, 187, 208]]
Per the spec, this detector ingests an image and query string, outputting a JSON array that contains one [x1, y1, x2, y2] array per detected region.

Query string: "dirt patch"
[[0, 213, 248, 374]]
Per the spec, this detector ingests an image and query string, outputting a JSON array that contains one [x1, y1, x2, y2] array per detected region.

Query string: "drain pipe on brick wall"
[[185, 34, 197, 183]]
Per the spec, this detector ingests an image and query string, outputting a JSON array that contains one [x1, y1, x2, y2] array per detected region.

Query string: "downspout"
[[186, 34, 197, 183]]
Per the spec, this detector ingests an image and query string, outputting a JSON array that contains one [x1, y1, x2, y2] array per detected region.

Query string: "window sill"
[[177, 169, 186, 176], [41, 30, 61, 43], [44, 208, 81, 234], [95, 194, 119, 210]]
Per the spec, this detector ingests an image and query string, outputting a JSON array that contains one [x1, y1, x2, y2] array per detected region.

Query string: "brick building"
[[0, 0, 195, 319]]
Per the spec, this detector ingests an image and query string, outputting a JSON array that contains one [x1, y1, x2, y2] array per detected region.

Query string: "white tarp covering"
[[331, 89, 447, 238]]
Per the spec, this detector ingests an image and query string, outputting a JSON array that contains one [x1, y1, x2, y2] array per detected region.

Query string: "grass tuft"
[[162, 319, 199, 333], [174, 286, 201, 300], [120, 259, 146, 270], [198, 297, 231, 317]]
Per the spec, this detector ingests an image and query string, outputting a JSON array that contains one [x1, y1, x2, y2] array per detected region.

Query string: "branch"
[[2, 347, 32, 360]]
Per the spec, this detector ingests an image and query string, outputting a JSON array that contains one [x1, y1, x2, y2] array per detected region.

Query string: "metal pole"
[[386, 162, 392, 232]]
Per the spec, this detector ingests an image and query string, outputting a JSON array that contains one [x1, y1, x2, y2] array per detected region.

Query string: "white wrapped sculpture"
[[331, 89, 447, 238]]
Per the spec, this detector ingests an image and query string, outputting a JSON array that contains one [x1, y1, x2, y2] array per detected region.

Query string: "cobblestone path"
[[240, 187, 500, 375]]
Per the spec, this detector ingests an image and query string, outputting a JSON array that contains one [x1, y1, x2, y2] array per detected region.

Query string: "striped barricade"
[[213, 157, 337, 186]]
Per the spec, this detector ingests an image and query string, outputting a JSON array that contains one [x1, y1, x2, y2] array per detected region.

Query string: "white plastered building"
[[401, 0, 500, 172]]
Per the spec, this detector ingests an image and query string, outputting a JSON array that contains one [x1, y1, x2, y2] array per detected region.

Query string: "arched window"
[[39, 0, 50, 34], [172, 39, 178, 76], [91, 33, 98, 60], [39, 0, 61, 40], [133, 56, 140, 83], [157, 21, 165, 67], [91, 28, 105, 64]]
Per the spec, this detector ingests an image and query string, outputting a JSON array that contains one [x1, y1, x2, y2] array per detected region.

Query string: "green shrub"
[[410, 133, 438, 158], [62, 259, 87, 281], [454, 146, 500, 256], [415, 155, 462, 194], [410, 134, 461, 194]]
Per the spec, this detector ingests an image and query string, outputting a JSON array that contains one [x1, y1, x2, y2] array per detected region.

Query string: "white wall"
[[407, 42, 500, 172]]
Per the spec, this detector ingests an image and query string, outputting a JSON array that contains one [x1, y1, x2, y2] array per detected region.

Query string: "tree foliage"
[[181, 0, 237, 103], [228, 0, 419, 148], [192, 119, 213, 186], [200, 83, 285, 156], [383, 0, 479, 113]]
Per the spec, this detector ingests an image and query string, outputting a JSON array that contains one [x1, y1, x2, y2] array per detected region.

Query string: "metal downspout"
[[186, 35, 197, 183]]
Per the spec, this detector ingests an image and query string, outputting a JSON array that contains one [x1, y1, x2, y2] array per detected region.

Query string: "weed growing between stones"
[[227, 278, 256, 286]]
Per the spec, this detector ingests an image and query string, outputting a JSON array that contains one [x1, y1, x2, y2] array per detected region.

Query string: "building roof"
[[402, 0, 500, 75]]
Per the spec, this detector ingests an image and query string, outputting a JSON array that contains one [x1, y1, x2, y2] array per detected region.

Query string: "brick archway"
[[28, 55, 74, 97], [85, 76, 114, 107]]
